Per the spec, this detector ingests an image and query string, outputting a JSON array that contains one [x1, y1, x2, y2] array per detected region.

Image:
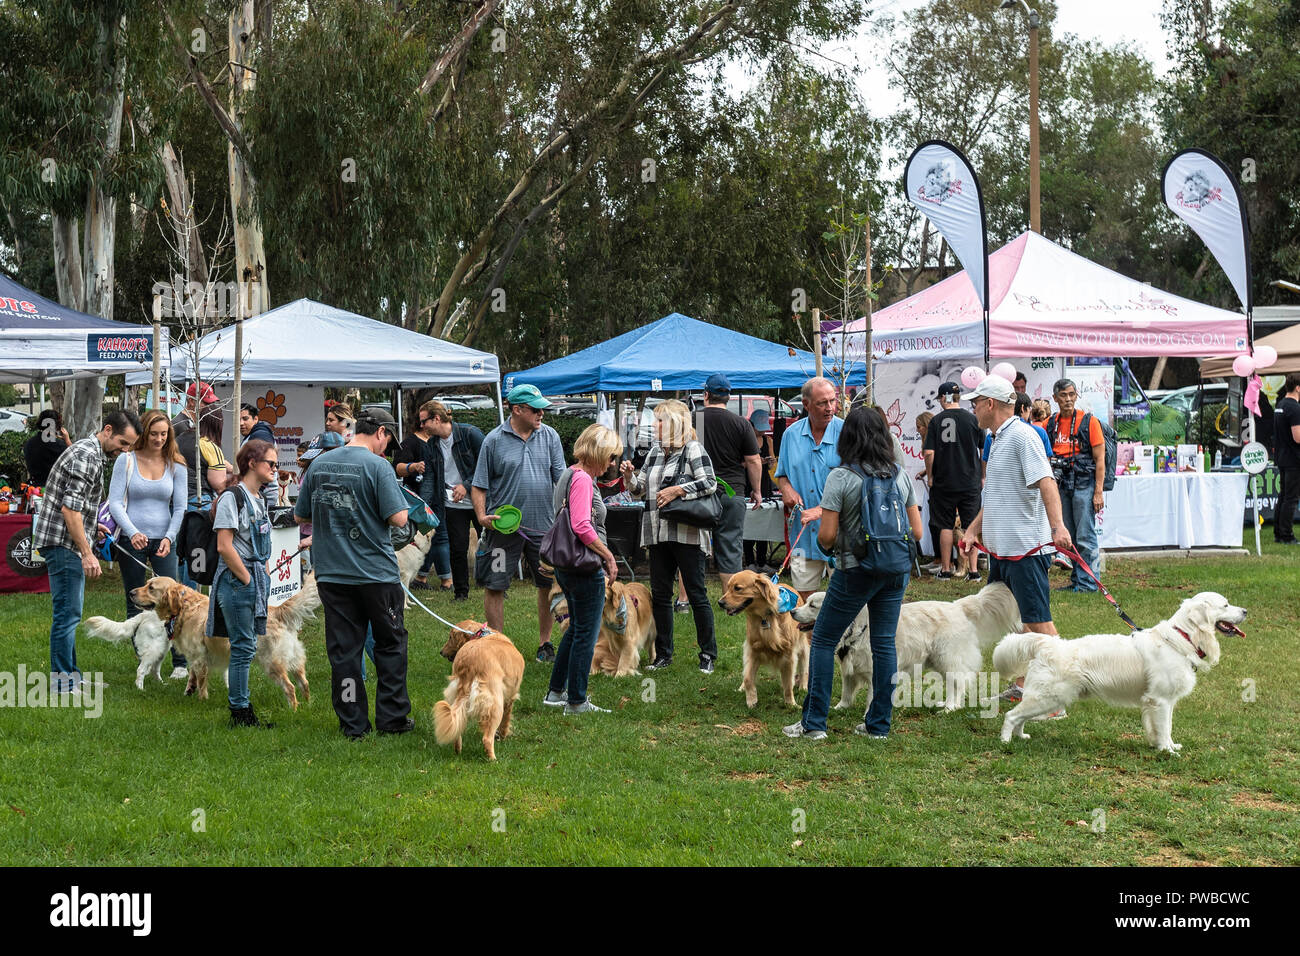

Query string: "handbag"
[[657, 445, 723, 530], [540, 472, 602, 574]]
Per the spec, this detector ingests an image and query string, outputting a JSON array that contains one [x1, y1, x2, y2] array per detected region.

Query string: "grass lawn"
[[1, 545, 1297, 866]]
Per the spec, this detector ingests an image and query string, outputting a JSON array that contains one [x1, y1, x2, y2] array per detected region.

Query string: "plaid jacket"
[[33, 436, 105, 553], [627, 440, 717, 551]]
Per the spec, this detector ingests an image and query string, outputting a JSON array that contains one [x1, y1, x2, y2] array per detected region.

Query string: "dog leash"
[[399, 583, 488, 636], [108, 534, 306, 579], [964, 540, 1140, 631]]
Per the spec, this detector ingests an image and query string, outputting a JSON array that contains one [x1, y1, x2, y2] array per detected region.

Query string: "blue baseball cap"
[[705, 373, 731, 395], [506, 383, 552, 409]]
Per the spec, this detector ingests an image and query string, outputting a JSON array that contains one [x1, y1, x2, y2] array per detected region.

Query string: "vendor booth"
[[508, 313, 860, 567], [1, 271, 169, 384], [828, 232, 1251, 553], [128, 298, 502, 495]]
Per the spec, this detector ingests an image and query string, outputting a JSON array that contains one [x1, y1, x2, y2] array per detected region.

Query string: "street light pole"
[[1001, 0, 1041, 233]]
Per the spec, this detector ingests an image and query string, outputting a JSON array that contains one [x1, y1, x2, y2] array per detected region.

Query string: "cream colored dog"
[[993, 591, 1246, 753]]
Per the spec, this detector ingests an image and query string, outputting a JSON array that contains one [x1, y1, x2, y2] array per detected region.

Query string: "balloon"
[[1253, 345, 1278, 369], [1232, 354, 1256, 378], [991, 362, 1017, 382], [961, 366, 986, 390]]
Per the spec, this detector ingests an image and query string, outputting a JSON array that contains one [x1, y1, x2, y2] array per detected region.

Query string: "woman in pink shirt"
[[542, 425, 622, 715]]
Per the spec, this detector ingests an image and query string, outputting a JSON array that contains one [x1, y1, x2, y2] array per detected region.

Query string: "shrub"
[[455, 408, 593, 464]]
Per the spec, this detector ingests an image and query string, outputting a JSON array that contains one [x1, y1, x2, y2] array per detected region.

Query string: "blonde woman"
[[621, 399, 719, 673], [542, 424, 622, 714]]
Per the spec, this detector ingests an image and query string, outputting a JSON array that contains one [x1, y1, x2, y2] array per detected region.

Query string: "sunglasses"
[[260, 458, 278, 467]]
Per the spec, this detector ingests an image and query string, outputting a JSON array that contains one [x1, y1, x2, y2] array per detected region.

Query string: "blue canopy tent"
[[0, 271, 168, 383], [504, 313, 859, 393]]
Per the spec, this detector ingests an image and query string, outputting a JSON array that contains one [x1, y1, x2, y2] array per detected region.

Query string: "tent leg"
[[495, 381, 505, 424], [396, 386, 404, 441]]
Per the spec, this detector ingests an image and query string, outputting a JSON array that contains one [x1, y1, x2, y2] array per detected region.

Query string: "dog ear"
[[760, 575, 780, 609]]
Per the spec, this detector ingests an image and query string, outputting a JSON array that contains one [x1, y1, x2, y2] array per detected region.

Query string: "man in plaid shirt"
[[33, 410, 140, 692]]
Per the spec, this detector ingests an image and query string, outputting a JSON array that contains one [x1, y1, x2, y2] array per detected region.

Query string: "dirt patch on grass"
[[1138, 846, 1214, 867], [772, 779, 809, 793], [726, 770, 771, 781], [729, 720, 766, 737], [1231, 791, 1296, 812]]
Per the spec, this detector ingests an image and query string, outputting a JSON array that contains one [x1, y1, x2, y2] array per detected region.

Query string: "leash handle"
[[969, 540, 1138, 632]]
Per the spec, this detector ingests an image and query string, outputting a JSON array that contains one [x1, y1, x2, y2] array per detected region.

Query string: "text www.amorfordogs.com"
[[1113, 915, 1250, 929]]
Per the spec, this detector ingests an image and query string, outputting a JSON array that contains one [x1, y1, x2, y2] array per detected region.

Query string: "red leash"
[[965, 540, 1140, 632]]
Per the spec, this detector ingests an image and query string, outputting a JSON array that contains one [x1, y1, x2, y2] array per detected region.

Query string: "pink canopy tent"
[[838, 231, 1250, 362]]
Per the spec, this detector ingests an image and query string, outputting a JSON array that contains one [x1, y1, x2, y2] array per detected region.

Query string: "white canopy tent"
[[126, 297, 504, 431]]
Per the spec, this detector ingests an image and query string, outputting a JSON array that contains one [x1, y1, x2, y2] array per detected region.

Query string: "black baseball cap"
[[937, 381, 961, 398]]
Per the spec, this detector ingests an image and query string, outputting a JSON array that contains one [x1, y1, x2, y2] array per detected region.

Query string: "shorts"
[[987, 553, 1052, 624], [474, 528, 551, 591], [713, 494, 747, 574], [789, 555, 829, 592], [928, 489, 981, 529]]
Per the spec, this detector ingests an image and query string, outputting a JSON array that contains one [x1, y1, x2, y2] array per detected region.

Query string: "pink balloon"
[[961, 366, 986, 390], [1253, 345, 1278, 369], [1232, 354, 1255, 378], [991, 362, 1017, 381]]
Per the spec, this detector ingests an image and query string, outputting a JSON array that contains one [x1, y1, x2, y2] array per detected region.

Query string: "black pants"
[[1276, 466, 1300, 542], [648, 541, 717, 662], [318, 581, 410, 736], [445, 507, 480, 598], [743, 539, 769, 567]]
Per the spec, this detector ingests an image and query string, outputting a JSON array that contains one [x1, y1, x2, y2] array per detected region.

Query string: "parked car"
[[688, 393, 797, 432], [0, 408, 29, 435], [434, 393, 496, 409], [1155, 383, 1229, 417]]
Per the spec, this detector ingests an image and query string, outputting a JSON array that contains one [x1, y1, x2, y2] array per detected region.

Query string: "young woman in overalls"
[[208, 438, 278, 728]]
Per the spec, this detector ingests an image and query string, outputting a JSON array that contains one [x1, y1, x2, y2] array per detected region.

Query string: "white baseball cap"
[[961, 373, 1015, 404]]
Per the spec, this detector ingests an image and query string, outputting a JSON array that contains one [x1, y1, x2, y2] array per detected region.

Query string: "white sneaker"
[[169, 667, 188, 681], [853, 723, 887, 739], [564, 699, 610, 714], [541, 690, 567, 707], [79, 676, 108, 688], [782, 722, 827, 740]]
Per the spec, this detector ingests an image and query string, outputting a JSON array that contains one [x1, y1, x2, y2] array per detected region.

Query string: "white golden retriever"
[[992, 591, 1246, 753], [791, 582, 1023, 711]]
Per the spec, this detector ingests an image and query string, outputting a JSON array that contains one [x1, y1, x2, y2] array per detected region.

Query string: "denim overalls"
[[208, 486, 272, 709]]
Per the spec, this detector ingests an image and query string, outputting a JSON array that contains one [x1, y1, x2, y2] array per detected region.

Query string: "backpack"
[[1047, 411, 1118, 492], [845, 464, 912, 574], [178, 489, 247, 585]]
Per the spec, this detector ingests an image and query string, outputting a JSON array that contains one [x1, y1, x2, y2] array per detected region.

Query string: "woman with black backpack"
[[784, 406, 923, 741]]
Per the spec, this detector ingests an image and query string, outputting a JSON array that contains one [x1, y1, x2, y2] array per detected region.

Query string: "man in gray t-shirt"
[[294, 408, 411, 738], [471, 383, 566, 662]]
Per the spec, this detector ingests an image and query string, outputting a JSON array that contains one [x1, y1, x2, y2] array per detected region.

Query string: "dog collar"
[[471, 627, 491, 640], [611, 596, 629, 634], [164, 614, 178, 641], [1173, 626, 1206, 659], [760, 614, 773, 630]]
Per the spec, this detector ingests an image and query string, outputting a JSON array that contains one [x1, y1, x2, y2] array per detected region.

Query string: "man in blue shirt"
[[775, 377, 843, 599], [295, 407, 411, 738]]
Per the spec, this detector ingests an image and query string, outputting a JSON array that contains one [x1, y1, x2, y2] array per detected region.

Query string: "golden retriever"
[[590, 580, 656, 677], [550, 580, 657, 677], [718, 570, 809, 708], [89, 573, 320, 709], [433, 620, 525, 761]]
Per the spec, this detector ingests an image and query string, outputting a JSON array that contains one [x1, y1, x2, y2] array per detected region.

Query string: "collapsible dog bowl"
[[774, 582, 800, 614], [493, 505, 522, 534]]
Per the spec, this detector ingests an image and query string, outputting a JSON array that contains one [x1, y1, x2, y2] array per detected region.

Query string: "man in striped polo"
[[958, 375, 1072, 700]]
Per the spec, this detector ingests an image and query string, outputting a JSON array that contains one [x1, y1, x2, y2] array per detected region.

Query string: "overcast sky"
[[835, 0, 1173, 116]]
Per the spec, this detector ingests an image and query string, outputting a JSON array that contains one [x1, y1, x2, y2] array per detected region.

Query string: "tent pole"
[[396, 386, 404, 441], [495, 381, 505, 424]]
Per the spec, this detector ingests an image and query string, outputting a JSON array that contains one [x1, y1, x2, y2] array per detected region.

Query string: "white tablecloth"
[[744, 500, 787, 543], [1098, 472, 1248, 549]]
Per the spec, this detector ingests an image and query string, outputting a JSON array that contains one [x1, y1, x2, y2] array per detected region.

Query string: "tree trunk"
[[229, 1, 269, 316]]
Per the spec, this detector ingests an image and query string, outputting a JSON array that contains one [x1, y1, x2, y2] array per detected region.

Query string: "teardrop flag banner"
[[1161, 148, 1253, 333], [904, 140, 990, 363]]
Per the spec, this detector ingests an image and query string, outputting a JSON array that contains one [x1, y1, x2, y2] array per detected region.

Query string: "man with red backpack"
[[1047, 378, 1106, 593]]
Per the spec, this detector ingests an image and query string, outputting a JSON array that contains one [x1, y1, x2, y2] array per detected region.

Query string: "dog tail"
[[84, 614, 152, 644], [992, 632, 1054, 680], [433, 677, 472, 746], [273, 572, 320, 631]]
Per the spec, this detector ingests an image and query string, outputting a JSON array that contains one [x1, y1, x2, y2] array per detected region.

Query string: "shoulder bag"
[[658, 444, 723, 530], [540, 472, 602, 574]]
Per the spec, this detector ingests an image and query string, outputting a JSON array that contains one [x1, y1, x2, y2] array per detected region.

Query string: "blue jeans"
[[115, 537, 186, 668], [418, 517, 452, 581], [215, 572, 258, 709], [1061, 479, 1100, 592], [44, 545, 84, 691], [800, 564, 908, 735], [549, 568, 606, 706]]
